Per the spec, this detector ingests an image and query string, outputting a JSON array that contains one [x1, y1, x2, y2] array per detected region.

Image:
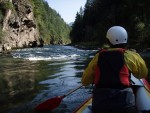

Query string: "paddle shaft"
[[139, 79, 150, 93], [63, 85, 82, 97], [35, 85, 83, 111]]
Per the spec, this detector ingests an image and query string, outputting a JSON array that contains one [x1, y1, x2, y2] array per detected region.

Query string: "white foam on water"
[[26, 57, 52, 61], [11, 45, 96, 61], [52, 55, 68, 60], [23, 54, 80, 61], [69, 54, 80, 58]]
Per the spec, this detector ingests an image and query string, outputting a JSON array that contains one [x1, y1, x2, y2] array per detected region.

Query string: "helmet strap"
[[110, 43, 127, 48]]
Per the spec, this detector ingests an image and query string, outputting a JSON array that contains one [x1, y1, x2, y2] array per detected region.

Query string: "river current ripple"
[[0, 45, 97, 113]]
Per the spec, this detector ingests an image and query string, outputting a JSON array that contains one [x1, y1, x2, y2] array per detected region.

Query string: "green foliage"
[[1, 1, 14, 11], [70, 0, 150, 50], [31, 0, 71, 44], [70, 11, 84, 43]]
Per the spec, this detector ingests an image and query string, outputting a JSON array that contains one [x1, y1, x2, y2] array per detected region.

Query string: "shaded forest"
[[70, 0, 150, 50]]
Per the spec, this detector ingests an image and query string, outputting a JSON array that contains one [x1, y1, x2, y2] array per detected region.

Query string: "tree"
[[70, 0, 150, 49], [32, 0, 71, 44]]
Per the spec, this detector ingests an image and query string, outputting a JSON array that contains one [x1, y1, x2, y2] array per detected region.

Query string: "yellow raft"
[[74, 75, 150, 113]]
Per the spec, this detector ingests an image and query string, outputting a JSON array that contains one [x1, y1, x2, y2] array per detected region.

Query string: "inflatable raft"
[[74, 75, 150, 113]]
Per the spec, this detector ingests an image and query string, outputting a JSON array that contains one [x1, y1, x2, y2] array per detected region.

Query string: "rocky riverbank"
[[0, 0, 44, 52]]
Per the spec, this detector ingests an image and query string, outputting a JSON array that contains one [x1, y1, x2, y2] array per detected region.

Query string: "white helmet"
[[106, 26, 128, 45]]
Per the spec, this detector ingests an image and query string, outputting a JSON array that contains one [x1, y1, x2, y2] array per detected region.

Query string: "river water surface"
[[0, 45, 97, 113]]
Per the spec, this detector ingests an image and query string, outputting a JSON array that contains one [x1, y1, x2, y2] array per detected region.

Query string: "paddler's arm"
[[124, 50, 148, 79], [81, 53, 99, 86]]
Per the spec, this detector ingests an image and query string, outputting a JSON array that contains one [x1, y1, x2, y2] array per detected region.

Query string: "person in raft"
[[81, 26, 148, 113]]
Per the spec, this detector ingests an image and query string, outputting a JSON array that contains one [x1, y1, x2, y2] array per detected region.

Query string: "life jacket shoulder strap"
[[99, 48, 126, 54]]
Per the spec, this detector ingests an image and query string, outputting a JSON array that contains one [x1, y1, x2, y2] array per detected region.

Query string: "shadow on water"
[[0, 56, 50, 113], [34, 111, 54, 113]]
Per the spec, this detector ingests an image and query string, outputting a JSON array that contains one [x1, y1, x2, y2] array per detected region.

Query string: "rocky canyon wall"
[[0, 0, 43, 52]]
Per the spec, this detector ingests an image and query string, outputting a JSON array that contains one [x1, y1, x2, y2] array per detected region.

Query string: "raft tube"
[[74, 74, 150, 113]]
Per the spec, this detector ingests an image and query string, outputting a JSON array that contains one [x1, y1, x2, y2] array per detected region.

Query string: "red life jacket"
[[94, 48, 130, 89]]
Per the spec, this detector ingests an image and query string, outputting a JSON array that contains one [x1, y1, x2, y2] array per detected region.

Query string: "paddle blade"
[[35, 96, 64, 111]]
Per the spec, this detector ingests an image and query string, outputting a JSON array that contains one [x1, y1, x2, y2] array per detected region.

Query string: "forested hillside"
[[31, 0, 71, 44], [70, 0, 150, 50]]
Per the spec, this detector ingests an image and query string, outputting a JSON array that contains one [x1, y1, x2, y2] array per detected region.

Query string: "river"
[[0, 45, 98, 113]]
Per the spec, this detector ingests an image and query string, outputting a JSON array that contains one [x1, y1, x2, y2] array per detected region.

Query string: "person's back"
[[95, 48, 130, 89], [81, 26, 148, 113]]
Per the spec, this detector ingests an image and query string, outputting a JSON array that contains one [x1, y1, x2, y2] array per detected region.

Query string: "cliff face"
[[0, 0, 43, 52]]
